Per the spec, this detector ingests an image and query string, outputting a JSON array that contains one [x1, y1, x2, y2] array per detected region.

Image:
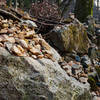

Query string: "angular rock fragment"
[[32, 38, 40, 44], [17, 45, 24, 53], [7, 29, 14, 34], [10, 27, 17, 33], [7, 37, 15, 43], [0, 35, 3, 42], [37, 54, 44, 59], [2, 20, 7, 24], [0, 29, 7, 34], [39, 39, 51, 50], [31, 55, 37, 59], [79, 77, 88, 84], [33, 34, 39, 38], [28, 40, 35, 47], [22, 20, 37, 28], [80, 73, 88, 77], [42, 50, 52, 55], [25, 30, 35, 38], [1, 35, 9, 42], [29, 47, 41, 56], [18, 39, 28, 49], [44, 54, 55, 61], [4, 42, 13, 52], [0, 43, 4, 47], [11, 45, 24, 56], [34, 44, 41, 51], [2, 23, 9, 28]]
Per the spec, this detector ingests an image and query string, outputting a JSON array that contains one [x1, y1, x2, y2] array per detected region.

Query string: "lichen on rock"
[[0, 47, 92, 100], [48, 19, 89, 54]]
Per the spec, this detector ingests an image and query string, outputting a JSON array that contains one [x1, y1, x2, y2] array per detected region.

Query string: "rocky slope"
[[0, 47, 91, 100], [0, 14, 92, 100]]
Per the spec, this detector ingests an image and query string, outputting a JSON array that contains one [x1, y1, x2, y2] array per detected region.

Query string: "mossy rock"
[[49, 21, 89, 54], [95, 66, 100, 78], [88, 76, 98, 91]]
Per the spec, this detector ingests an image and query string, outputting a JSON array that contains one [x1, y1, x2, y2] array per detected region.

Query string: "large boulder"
[[0, 47, 92, 100], [48, 19, 89, 54]]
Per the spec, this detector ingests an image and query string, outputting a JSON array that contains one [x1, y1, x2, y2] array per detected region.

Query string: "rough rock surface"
[[0, 9, 92, 100], [48, 19, 89, 54], [0, 47, 92, 100]]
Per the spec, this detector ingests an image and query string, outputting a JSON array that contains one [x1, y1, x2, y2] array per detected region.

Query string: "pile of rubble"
[[0, 17, 55, 61], [0, 14, 89, 84], [60, 60, 88, 84], [60, 54, 100, 98], [0, 13, 91, 85], [0, 6, 99, 98]]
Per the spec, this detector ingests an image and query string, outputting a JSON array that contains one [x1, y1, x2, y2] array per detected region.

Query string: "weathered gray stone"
[[48, 20, 89, 54], [0, 47, 92, 100]]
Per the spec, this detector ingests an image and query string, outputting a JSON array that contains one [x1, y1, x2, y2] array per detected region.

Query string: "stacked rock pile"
[[60, 61, 88, 84], [0, 17, 55, 61]]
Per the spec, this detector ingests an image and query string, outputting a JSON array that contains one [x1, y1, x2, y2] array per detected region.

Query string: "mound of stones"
[[0, 17, 55, 61]]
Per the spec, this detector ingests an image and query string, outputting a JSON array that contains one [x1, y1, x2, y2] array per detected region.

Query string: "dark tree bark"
[[7, 0, 12, 7], [74, 0, 94, 22]]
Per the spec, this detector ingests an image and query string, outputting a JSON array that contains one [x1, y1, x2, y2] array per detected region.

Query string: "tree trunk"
[[60, 0, 73, 17], [7, 0, 12, 7], [15, 0, 17, 11], [74, 0, 94, 22]]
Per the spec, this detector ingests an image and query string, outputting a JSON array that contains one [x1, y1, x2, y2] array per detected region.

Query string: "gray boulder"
[[48, 20, 89, 54], [0, 47, 92, 100]]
